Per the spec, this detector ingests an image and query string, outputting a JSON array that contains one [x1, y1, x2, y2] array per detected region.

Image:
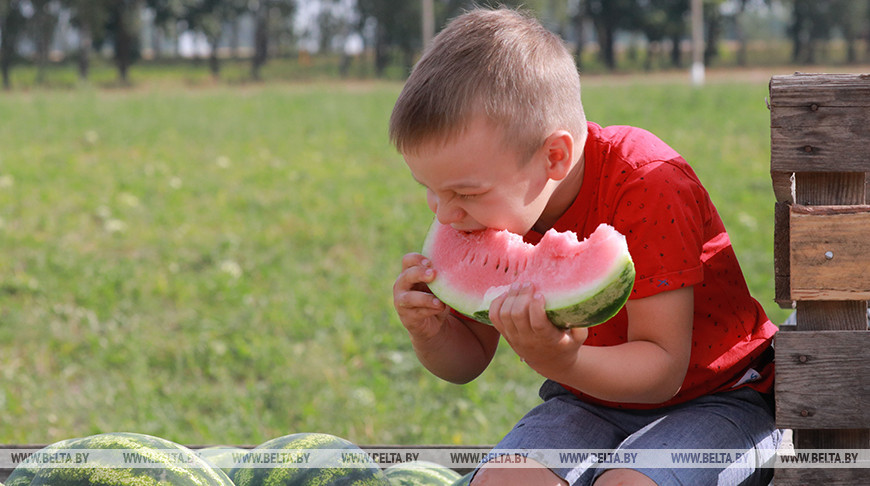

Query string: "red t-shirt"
[[524, 122, 777, 409]]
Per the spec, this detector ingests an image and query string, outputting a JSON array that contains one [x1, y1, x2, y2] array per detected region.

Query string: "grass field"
[[0, 74, 791, 448]]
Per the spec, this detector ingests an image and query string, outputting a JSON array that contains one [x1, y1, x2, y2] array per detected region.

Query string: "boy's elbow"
[[648, 363, 688, 403]]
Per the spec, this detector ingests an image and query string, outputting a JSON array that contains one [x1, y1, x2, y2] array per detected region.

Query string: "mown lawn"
[[0, 76, 789, 448]]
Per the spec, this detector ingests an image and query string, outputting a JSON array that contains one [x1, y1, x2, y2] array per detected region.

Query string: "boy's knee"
[[470, 460, 567, 486], [594, 468, 658, 486]]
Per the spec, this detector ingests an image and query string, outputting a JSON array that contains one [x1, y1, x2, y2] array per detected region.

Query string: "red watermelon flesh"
[[422, 221, 635, 328]]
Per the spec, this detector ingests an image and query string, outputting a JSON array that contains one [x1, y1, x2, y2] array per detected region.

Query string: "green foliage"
[[0, 78, 787, 449]]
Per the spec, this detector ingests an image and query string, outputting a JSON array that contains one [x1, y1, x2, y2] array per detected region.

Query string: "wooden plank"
[[769, 73, 870, 107], [775, 331, 870, 429], [773, 201, 792, 306], [771, 127, 870, 173], [771, 171, 793, 204], [789, 205, 870, 300], [769, 73, 870, 173], [772, 104, 870, 128], [775, 468, 870, 486], [793, 172, 866, 206], [787, 169, 869, 456]]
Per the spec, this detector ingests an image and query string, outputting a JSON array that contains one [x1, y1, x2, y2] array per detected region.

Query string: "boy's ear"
[[542, 130, 574, 181]]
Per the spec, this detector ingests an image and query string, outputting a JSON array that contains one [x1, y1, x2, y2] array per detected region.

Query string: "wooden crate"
[[769, 72, 870, 485]]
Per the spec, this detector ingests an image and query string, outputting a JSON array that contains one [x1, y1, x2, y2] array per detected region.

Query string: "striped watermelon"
[[4, 432, 234, 486], [450, 472, 473, 486], [197, 446, 249, 475], [423, 220, 635, 328], [230, 433, 389, 486], [384, 461, 461, 486]]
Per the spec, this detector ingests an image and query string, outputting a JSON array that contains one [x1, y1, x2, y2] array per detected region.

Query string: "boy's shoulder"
[[587, 122, 683, 170]]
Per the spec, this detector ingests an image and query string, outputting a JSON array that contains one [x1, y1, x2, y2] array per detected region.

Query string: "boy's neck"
[[532, 152, 585, 234]]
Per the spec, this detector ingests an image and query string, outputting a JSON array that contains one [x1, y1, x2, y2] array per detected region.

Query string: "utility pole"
[[690, 0, 705, 86], [422, 0, 434, 47]]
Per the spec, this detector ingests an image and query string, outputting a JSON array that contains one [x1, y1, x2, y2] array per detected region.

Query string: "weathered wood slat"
[[769, 73, 870, 106], [789, 205, 870, 300], [774, 467, 870, 485], [770, 170, 793, 204], [772, 105, 870, 128], [793, 172, 867, 206], [773, 201, 792, 306], [777, 129, 870, 472], [771, 131, 870, 172], [770, 73, 870, 173], [775, 331, 870, 429]]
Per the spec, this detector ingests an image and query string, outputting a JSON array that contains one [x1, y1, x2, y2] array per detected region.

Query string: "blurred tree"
[[30, 0, 60, 84], [100, 0, 143, 83], [357, 0, 418, 76], [703, 0, 724, 65], [585, 0, 637, 69], [64, 0, 110, 80], [145, 0, 191, 59], [633, 0, 688, 69], [830, 0, 870, 64], [0, 0, 26, 89], [186, 0, 247, 77], [788, 0, 830, 64], [249, 0, 294, 80]]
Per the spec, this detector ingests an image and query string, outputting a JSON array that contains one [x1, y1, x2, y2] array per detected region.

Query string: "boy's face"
[[403, 116, 560, 235]]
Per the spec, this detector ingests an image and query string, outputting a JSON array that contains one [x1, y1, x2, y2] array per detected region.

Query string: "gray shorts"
[[482, 380, 781, 486]]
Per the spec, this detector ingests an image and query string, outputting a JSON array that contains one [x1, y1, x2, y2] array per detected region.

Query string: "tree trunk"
[[573, 11, 584, 68], [374, 23, 389, 77], [208, 35, 221, 78], [670, 34, 682, 67], [78, 25, 92, 80], [252, 3, 269, 80], [597, 22, 616, 69], [1, 1, 22, 90], [116, 20, 131, 83], [1, 61, 10, 90]]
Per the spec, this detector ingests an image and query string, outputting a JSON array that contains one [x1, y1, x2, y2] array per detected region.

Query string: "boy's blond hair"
[[389, 8, 586, 160]]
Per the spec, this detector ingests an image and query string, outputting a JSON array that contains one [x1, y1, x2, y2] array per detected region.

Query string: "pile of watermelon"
[[5, 431, 472, 486]]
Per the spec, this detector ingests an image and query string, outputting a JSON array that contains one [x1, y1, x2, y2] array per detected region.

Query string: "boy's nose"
[[435, 203, 466, 226], [428, 190, 466, 226]]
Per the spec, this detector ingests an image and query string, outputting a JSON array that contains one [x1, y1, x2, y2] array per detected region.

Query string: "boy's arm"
[[394, 252, 501, 384], [491, 283, 693, 404], [410, 313, 501, 384]]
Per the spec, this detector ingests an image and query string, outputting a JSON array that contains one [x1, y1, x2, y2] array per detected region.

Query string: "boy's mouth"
[[450, 223, 487, 233]]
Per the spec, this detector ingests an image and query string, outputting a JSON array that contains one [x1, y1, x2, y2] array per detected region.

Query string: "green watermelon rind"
[[230, 433, 390, 486], [383, 460, 462, 486], [424, 222, 635, 329], [470, 260, 635, 328], [5, 432, 234, 486], [197, 446, 249, 476], [449, 472, 473, 486]]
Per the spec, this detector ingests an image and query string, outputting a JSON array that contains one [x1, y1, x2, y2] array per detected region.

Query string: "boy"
[[390, 8, 780, 486]]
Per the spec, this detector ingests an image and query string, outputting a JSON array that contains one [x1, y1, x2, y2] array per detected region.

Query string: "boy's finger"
[[394, 264, 436, 295], [396, 290, 443, 311], [401, 252, 432, 271], [528, 291, 552, 334]]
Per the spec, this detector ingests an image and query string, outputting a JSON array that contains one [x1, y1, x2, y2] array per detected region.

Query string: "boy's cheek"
[[426, 189, 438, 213]]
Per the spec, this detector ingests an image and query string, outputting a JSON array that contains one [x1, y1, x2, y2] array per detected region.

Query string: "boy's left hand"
[[489, 282, 588, 375]]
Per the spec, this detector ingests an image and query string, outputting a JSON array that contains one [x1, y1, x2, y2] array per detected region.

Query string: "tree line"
[[1, 0, 869, 89]]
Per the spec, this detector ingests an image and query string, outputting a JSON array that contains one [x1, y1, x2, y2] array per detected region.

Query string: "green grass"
[[0, 77, 789, 448]]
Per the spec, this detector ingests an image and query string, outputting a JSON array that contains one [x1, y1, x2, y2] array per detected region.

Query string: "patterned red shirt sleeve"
[[608, 159, 710, 299]]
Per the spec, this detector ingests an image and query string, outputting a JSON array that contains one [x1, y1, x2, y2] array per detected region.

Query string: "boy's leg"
[[593, 387, 781, 486], [473, 460, 567, 486], [470, 380, 642, 486]]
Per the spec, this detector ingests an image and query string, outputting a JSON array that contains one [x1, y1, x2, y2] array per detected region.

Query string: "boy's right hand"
[[393, 253, 450, 341]]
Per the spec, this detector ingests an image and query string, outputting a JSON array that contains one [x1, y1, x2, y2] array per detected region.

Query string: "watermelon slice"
[[422, 220, 635, 328]]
